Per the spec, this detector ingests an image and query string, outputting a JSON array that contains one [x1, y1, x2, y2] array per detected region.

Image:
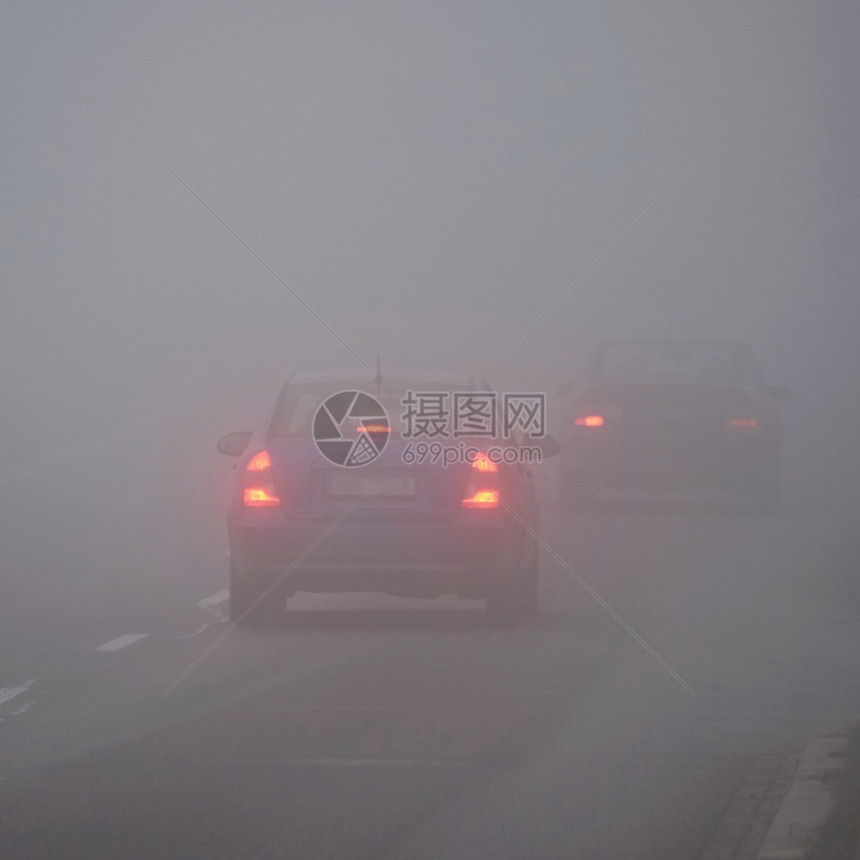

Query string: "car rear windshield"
[[597, 343, 751, 387], [269, 383, 481, 438]]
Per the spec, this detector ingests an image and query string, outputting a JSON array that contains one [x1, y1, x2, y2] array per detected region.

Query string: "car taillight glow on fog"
[[243, 487, 280, 506], [247, 450, 272, 471], [243, 449, 280, 507], [461, 451, 500, 508], [356, 424, 390, 433], [574, 414, 605, 427], [461, 489, 500, 509], [729, 418, 758, 428], [470, 452, 498, 472]]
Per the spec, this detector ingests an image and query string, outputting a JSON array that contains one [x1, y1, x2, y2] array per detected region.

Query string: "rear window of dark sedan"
[[596, 343, 761, 387]]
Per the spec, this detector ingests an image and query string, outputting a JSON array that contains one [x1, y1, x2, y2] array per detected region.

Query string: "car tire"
[[229, 563, 277, 626], [486, 579, 524, 627], [229, 585, 264, 626], [746, 460, 782, 515]]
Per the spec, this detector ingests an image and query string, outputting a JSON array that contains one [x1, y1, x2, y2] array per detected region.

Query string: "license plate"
[[326, 474, 416, 498]]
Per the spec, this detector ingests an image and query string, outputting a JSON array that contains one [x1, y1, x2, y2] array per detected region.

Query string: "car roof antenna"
[[375, 355, 383, 395]]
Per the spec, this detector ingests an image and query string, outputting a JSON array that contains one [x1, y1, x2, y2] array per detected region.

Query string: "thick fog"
[[2, 2, 859, 563]]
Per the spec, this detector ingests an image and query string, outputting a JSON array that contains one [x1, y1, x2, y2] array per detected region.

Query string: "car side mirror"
[[765, 384, 791, 401], [217, 430, 253, 457]]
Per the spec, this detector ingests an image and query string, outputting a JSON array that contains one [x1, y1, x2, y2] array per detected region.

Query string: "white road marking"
[[96, 634, 148, 652], [249, 704, 409, 712], [0, 679, 37, 707], [197, 590, 229, 608], [180, 591, 231, 639], [228, 758, 471, 769]]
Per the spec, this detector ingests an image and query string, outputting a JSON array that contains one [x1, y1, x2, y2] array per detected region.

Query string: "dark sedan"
[[558, 341, 789, 510], [218, 371, 558, 625]]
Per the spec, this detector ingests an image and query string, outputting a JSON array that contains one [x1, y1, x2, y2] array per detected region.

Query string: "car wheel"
[[486, 579, 524, 627], [745, 459, 781, 515], [229, 563, 278, 626], [229, 584, 264, 626]]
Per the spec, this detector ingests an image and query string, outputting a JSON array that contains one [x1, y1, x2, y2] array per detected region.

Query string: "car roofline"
[[280, 369, 484, 388]]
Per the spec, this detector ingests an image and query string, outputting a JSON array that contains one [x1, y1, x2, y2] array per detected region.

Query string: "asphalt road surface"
[[2, 498, 860, 859]]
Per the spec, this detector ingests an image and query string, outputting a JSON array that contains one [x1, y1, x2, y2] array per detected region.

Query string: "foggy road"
[[2, 504, 859, 859], [5, 1, 860, 856]]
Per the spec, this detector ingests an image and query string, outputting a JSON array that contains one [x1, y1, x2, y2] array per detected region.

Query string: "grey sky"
[[2, 1, 858, 499]]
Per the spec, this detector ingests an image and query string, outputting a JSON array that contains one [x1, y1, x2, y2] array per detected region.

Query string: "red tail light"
[[247, 450, 272, 471], [574, 414, 604, 427], [728, 418, 758, 429], [243, 449, 280, 507], [470, 451, 498, 472], [461, 451, 500, 508], [243, 486, 281, 506], [357, 424, 391, 433], [461, 489, 500, 509]]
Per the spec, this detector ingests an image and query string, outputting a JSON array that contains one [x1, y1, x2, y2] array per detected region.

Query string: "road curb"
[[757, 734, 848, 860]]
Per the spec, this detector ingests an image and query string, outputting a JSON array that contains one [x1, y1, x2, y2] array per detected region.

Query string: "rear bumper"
[[227, 509, 527, 599], [561, 435, 780, 495]]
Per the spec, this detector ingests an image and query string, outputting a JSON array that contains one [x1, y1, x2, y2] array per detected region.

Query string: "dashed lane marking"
[[214, 757, 473, 769], [197, 590, 229, 609], [96, 634, 148, 652], [0, 678, 37, 707]]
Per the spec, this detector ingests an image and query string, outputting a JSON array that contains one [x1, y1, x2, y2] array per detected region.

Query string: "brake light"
[[470, 451, 498, 472], [243, 487, 280, 506], [574, 414, 604, 427], [461, 451, 500, 508], [247, 450, 272, 471], [461, 489, 500, 509], [357, 424, 391, 433], [242, 449, 280, 507], [728, 418, 758, 429]]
